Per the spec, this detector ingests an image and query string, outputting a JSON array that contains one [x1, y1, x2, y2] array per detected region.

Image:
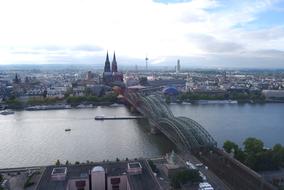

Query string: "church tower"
[[104, 52, 111, 72], [102, 51, 123, 85], [112, 52, 118, 72]]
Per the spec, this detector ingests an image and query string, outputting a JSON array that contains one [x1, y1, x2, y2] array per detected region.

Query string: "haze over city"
[[0, 0, 284, 68]]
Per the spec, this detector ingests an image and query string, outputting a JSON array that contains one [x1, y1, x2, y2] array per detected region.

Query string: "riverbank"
[[176, 91, 277, 104], [0, 102, 124, 111], [172, 99, 284, 105], [2, 99, 284, 112], [0, 93, 120, 110]]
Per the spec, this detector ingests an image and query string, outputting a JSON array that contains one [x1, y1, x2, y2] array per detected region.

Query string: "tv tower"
[[145, 56, 149, 71]]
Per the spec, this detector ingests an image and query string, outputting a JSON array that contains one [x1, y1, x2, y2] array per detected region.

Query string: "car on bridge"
[[195, 163, 204, 167], [186, 161, 197, 170], [199, 182, 214, 190], [199, 171, 207, 181]]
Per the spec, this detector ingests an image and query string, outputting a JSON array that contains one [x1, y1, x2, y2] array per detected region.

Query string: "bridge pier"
[[149, 120, 161, 134], [150, 127, 160, 134], [129, 105, 138, 113]]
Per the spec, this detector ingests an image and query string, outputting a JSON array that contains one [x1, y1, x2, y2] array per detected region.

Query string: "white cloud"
[[0, 0, 283, 67]]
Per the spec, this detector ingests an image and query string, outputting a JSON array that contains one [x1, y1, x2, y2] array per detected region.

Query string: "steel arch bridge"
[[125, 92, 217, 151]]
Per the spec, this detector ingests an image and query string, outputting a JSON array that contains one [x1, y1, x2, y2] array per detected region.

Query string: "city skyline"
[[0, 0, 284, 68]]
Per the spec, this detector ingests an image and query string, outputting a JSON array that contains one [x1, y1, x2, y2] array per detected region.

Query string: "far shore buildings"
[[176, 59, 181, 74]]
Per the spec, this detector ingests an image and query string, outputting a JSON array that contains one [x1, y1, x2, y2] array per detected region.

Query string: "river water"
[[0, 103, 284, 168]]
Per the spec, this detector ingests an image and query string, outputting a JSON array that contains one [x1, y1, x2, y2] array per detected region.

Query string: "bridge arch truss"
[[125, 92, 217, 151]]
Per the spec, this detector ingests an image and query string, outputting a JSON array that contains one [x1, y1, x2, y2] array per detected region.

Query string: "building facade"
[[102, 52, 123, 86]]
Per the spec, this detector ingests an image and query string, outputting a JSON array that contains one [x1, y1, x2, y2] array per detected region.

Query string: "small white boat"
[[95, 116, 104, 120], [76, 104, 85, 108], [182, 102, 191, 105], [0, 110, 14, 115], [86, 104, 93, 108], [76, 104, 93, 109], [110, 103, 123, 107]]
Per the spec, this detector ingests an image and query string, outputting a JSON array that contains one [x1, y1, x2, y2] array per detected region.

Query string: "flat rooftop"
[[36, 159, 160, 190], [51, 167, 67, 175], [128, 160, 160, 190], [128, 162, 141, 169]]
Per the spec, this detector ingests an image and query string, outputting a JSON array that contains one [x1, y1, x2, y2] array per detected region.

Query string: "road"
[[180, 153, 232, 190]]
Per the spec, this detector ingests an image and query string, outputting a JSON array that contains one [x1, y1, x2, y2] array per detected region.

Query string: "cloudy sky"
[[0, 0, 284, 68]]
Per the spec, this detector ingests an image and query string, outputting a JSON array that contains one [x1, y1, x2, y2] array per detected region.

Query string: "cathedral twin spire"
[[104, 51, 117, 73], [112, 52, 117, 72]]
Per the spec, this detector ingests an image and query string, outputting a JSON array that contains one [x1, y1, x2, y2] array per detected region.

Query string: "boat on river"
[[26, 104, 72, 111], [0, 110, 15, 115]]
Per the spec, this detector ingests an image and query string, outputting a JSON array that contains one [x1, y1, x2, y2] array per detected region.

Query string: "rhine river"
[[0, 103, 284, 168]]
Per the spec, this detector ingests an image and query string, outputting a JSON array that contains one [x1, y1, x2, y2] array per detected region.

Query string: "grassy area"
[[3, 92, 118, 109], [66, 93, 117, 105], [27, 97, 62, 106]]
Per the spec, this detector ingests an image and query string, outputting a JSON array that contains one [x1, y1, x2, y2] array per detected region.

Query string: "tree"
[[171, 169, 202, 189], [42, 90, 47, 98], [148, 160, 158, 173], [253, 151, 279, 171], [100, 93, 117, 102], [223, 140, 245, 162], [273, 144, 284, 153], [235, 149, 246, 163], [165, 96, 171, 104], [243, 137, 264, 155], [223, 140, 239, 153], [272, 144, 284, 167], [5, 99, 22, 108], [223, 138, 284, 172], [55, 160, 60, 166]]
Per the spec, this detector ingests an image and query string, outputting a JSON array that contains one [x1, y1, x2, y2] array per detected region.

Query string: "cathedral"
[[102, 52, 123, 85]]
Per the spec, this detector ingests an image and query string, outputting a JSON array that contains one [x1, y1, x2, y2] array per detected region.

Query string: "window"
[[112, 185, 119, 190], [111, 177, 120, 184], [75, 180, 86, 189]]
